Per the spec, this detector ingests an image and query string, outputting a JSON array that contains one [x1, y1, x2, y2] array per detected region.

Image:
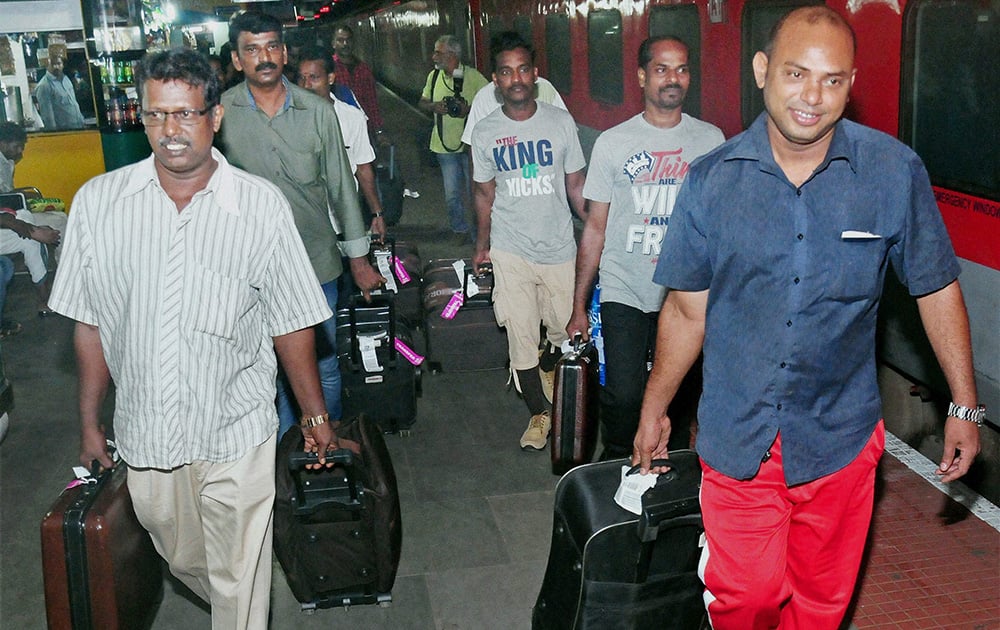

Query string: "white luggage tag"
[[358, 333, 385, 373], [373, 249, 398, 293], [614, 465, 659, 515]]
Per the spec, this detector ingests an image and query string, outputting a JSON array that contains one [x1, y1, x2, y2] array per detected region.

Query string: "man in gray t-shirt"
[[471, 33, 586, 452], [567, 37, 724, 459]]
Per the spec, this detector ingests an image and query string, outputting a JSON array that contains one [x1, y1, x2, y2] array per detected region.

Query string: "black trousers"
[[599, 301, 701, 458]]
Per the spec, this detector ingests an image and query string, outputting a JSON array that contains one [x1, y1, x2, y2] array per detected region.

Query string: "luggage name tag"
[[66, 439, 121, 489], [440, 291, 463, 319], [394, 338, 425, 366], [614, 465, 659, 515], [359, 334, 384, 373], [392, 256, 412, 284], [374, 251, 399, 293], [451, 259, 466, 284]]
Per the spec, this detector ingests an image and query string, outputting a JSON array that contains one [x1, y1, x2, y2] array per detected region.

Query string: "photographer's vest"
[[431, 67, 466, 153]]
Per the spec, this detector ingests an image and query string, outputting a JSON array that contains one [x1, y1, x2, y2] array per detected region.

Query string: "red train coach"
[[336, 0, 998, 419]]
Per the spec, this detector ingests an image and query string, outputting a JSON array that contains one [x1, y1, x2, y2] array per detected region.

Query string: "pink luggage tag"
[[440, 291, 464, 319], [393, 257, 412, 284], [394, 338, 425, 366]]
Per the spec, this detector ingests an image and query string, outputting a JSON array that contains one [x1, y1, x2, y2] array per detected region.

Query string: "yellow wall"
[[13, 130, 106, 208]]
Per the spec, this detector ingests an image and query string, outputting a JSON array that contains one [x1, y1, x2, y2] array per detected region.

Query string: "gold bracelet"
[[300, 413, 329, 428]]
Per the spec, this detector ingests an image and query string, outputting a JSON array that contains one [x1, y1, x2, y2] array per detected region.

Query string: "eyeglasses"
[[140, 106, 214, 127]]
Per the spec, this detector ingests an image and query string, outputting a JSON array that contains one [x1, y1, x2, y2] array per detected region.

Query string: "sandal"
[[0, 322, 23, 338]]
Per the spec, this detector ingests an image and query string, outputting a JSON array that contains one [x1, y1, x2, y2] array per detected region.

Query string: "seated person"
[[0, 256, 17, 338], [0, 123, 67, 261], [0, 206, 59, 317]]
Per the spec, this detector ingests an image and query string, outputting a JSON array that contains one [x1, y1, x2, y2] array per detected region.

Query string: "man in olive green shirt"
[[220, 11, 383, 438]]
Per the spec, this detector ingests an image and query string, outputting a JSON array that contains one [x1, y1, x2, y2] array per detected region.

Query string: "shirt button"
[[786, 320, 792, 327], [780, 362, 787, 368], [777, 404, 783, 410], [796, 189, 802, 197], [793, 277, 800, 284], [797, 234, 804, 240]]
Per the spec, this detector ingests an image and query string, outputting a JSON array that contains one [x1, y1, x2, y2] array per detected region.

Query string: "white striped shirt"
[[49, 149, 332, 468]]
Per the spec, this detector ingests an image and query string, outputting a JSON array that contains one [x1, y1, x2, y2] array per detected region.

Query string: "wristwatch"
[[947, 403, 986, 426], [300, 413, 329, 428]]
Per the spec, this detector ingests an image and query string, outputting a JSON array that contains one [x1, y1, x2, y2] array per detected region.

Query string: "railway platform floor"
[[0, 86, 996, 630]]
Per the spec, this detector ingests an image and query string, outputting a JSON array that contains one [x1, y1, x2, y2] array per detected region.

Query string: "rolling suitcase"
[[551, 335, 600, 475], [336, 295, 421, 434], [370, 237, 422, 327], [533, 452, 705, 630], [373, 144, 405, 226], [273, 415, 402, 610], [422, 259, 508, 372], [41, 461, 163, 630]]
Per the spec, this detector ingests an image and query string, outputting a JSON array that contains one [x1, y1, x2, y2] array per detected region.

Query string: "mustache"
[[255, 62, 278, 73], [661, 83, 683, 91]]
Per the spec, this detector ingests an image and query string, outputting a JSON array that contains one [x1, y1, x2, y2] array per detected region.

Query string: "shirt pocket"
[[280, 147, 323, 187], [824, 239, 888, 302], [184, 264, 257, 341]]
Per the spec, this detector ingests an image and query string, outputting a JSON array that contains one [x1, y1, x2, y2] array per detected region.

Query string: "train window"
[[900, 0, 1000, 200], [588, 9, 624, 104], [545, 14, 572, 94], [514, 16, 533, 49], [740, 0, 822, 129], [648, 5, 702, 119]]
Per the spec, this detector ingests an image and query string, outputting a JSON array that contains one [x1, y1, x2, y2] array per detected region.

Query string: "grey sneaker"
[[520, 411, 551, 451], [539, 368, 555, 404]]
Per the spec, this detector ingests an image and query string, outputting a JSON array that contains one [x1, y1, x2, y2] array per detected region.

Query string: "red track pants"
[[699, 422, 885, 630]]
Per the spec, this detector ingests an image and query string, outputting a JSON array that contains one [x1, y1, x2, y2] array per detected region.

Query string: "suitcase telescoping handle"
[[287, 447, 355, 470], [626, 458, 702, 543], [463, 262, 494, 305], [348, 292, 398, 369], [287, 448, 363, 515]]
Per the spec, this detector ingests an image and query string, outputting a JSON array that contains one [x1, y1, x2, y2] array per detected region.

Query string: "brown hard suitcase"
[[422, 258, 508, 372], [550, 335, 601, 475], [41, 462, 163, 630]]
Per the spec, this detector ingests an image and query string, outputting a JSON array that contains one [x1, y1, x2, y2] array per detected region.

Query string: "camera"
[[443, 95, 467, 118]]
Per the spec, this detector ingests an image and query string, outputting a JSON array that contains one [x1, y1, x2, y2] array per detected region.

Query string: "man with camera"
[[419, 35, 488, 242]]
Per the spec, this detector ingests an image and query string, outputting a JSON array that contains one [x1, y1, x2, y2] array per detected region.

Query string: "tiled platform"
[[850, 434, 1000, 630]]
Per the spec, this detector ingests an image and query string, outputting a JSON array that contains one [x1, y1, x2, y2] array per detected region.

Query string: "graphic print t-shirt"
[[471, 102, 586, 264], [583, 113, 724, 312]]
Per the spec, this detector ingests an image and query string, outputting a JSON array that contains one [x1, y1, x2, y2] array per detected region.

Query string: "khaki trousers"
[[127, 434, 276, 630]]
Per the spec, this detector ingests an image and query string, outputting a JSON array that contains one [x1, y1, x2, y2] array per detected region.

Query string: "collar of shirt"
[[239, 75, 295, 113], [115, 147, 241, 217], [725, 113, 859, 181]]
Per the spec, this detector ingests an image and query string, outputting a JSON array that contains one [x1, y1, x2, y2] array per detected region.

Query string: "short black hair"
[[297, 45, 334, 74], [490, 31, 534, 70], [637, 36, 689, 69], [0, 122, 27, 146], [335, 25, 354, 38], [135, 48, 221, 110], [228, 11, 284, 48]]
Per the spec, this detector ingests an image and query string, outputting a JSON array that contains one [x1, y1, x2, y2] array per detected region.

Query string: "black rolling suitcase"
[[374, 144, 404, 226], [336, 296, 421, 434], [422, 259, 508, 372], [273, 416, 402, 610], [533, 452, 705, 630], [370, 238, 422, 328], [550, 335, 600, 475]]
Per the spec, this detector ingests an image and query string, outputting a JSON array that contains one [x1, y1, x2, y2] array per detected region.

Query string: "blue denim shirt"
[[655, 114, 960, 485]]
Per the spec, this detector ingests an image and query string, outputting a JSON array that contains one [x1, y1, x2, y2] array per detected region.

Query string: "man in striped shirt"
[[49, 49, 333, 629]]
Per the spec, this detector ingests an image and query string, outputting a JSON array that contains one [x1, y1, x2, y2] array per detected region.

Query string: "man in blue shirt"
[[634, 7, 981, 629]]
